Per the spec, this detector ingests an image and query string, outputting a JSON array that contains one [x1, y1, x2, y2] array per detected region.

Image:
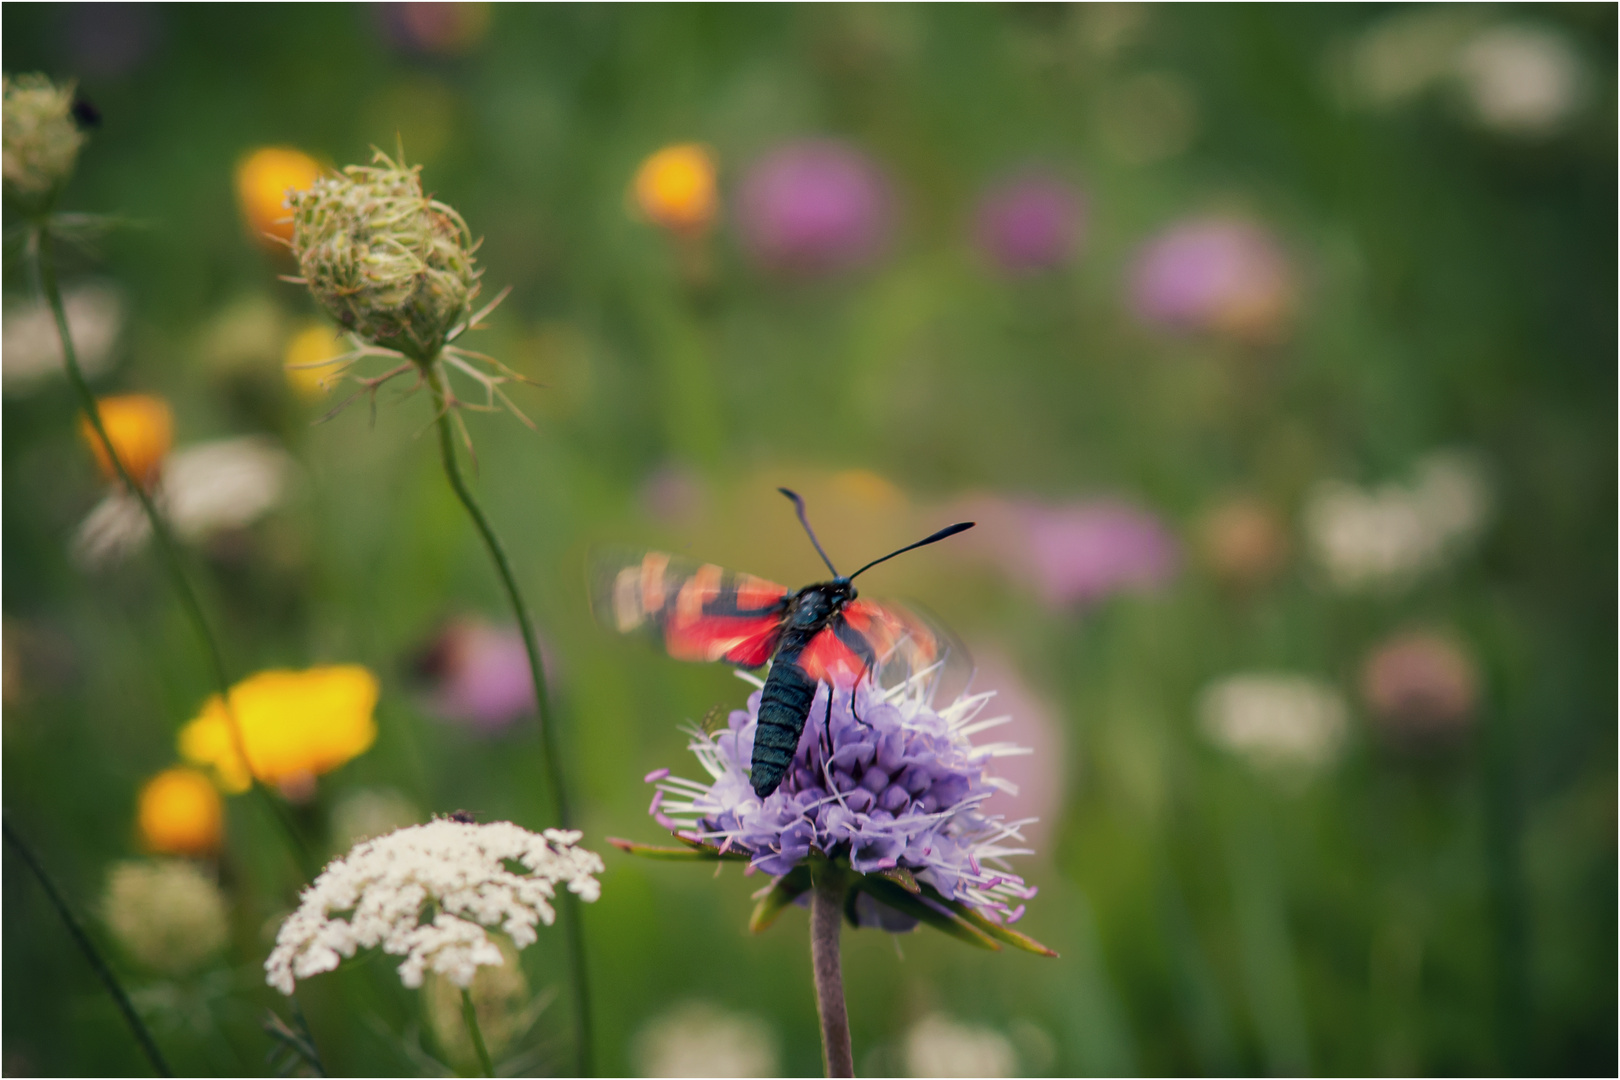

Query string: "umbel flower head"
[[102, 859, 229, 976], [2, 73, 86, 210], [613, 669, 1055, 957], [283, 149, 531, 433], [265, 818, 603, 994]]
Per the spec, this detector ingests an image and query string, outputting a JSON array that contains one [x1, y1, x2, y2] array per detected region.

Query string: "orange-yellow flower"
[[137, 768, 224, 856], [632, 144, 718, 233], [282, 321, 347, 399], [179, 665, 379, 794], [236, 147, 323, 245], [79, 393, 172, 488]]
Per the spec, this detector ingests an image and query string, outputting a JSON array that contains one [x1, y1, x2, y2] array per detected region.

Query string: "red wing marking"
[[843, 599, 940, 672], [796, 625, 867, 687], [595, 550, 790, 668]]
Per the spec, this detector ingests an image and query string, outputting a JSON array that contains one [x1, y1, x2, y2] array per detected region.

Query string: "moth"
[[594, 488, 973, 797]]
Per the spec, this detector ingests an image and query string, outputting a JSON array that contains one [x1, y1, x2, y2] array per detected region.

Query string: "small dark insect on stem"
[[30, 222, 316, 881], [2, 817, 172, 1077]]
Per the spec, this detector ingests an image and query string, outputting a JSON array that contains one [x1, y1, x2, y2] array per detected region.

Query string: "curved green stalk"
[[32, 222, 315, 880], [3, 817, 172, 1077], [460, 988, 496, 1077], [425, 366, 593, 1076]]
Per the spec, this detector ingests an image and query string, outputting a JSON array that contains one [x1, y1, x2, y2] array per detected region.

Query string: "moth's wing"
[[589, 547, 790, 667], [840, 597, 975, 704]]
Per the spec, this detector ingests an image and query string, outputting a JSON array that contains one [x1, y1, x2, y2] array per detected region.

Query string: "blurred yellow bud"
[[633, 143, 718, 233], [80, 393, 172, 489], [283, 321, 347, 398], [179, 665, 379, 795], [236, 146, 322, 246], [137, 767, 223, 856]]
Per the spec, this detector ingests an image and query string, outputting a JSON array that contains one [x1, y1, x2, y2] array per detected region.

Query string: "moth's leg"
[[851, 660, 875, 727]]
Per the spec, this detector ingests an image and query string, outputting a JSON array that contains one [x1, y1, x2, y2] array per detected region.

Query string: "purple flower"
[[956, 495, 1178, 608], [973, 172, 1086, 275], [737, 140, 891, 276], [1127, 216, 1294, 342], [414, 617, 540, 732], [649, 674, 1038, 925]]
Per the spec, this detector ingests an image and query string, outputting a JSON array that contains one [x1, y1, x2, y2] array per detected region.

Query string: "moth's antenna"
[[778, 488, 841, 578], [848, 521, 975, 581]]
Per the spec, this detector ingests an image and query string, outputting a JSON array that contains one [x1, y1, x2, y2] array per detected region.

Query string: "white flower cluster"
[[265, 819, 603, 994], [1199, 673, 1349, 774], [1303, 450, 1490, 592]]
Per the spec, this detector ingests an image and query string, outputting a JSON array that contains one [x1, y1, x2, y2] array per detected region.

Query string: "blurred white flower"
[[101, 859, 229, 976], [73, 436, 295, 569], [1340, 12, 1584, 137], [1199, 673, 1349, 773], [1456, 25, 1583, 136], [632, 1001, 779, 1078], [903, 1013, 1018, 1078], [3, 282, 123, 393], [265, 819, 602, 994], [1302, 449, 1490, 591], [330, 787, 421, 850]]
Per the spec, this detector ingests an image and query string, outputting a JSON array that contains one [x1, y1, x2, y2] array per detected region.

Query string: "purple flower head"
[[974, 172, 1086, 275], [649, 672, 1038, 926], [1127, 216, 1294, 341], [737, 140, 892, 276], [414, 617, 541, 732]]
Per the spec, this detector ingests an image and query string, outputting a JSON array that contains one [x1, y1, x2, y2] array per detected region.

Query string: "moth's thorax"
[[787, 580, 855, 628]]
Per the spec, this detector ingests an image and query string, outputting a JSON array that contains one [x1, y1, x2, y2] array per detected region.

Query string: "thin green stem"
[[424, 366, 593, 1076], [810, 867, 854, 1078], [3, 817, 172, 1077], [31, 222, 315, 881], [460, 988, 496, 1078]]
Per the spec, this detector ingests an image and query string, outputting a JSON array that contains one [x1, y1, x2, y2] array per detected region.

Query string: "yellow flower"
[[236, 146, 323, 246], [282, 321, 346, 398], [632, 143, 718, 233], [137, 767, 224, 856], [179, 665, 379, 794], [80, 393, 173, 489]]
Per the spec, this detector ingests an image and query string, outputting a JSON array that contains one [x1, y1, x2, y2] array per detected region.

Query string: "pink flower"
[[414, 617, 545, 732], [737, 140, 891, 276], [973, 172, 1086, 275], [1128, 217, 1294, 342], [957, 495, 1179, 608], [1361, 632, 1480, 745]]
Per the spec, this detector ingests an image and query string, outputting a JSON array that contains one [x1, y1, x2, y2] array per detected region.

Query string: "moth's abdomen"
[[752, 659, 816, 797]]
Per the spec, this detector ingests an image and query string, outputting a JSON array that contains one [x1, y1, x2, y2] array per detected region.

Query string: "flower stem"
[[30, 223, 316, 881], [460, 988, 495, 1078], [810, 870, 855, 1078], [2, 817, 172, 1077], [425, 367, 592, 1076]]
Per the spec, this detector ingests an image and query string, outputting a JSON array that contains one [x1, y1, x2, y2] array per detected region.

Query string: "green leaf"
[[876, 866, 920, 893], [918, 884, 1060, 958], [748, 865, 812, 933], [854, 876, 1000, 951], [604, 837, 748, 862]]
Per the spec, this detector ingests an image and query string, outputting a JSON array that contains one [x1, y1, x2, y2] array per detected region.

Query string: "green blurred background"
[[2, 3, 1614, 1076]]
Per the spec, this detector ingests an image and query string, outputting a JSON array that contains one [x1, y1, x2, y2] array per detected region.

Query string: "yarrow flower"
[[284, 150, 529, 434], [264, 819, 603, 994], [102, 859, 229, 976], [616, 670, 1055, 955]]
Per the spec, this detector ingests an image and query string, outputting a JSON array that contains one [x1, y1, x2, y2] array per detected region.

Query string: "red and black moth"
[[593, 489, 974, 798]]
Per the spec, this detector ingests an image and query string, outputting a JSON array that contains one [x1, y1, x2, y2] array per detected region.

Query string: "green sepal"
[[876, 865, 920, 893], [748, 865, 812, 933], [605, 836, 749, 862], [853, 875, 1000, 951], [918, 883, 1060, 958]]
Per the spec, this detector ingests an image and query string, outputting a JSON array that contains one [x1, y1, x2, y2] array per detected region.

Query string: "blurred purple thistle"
[[973, 172, 1086, 275], [416, 617, 543, 733], [737, 139, 892, 276], [1127, 216, 1294, 340]]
